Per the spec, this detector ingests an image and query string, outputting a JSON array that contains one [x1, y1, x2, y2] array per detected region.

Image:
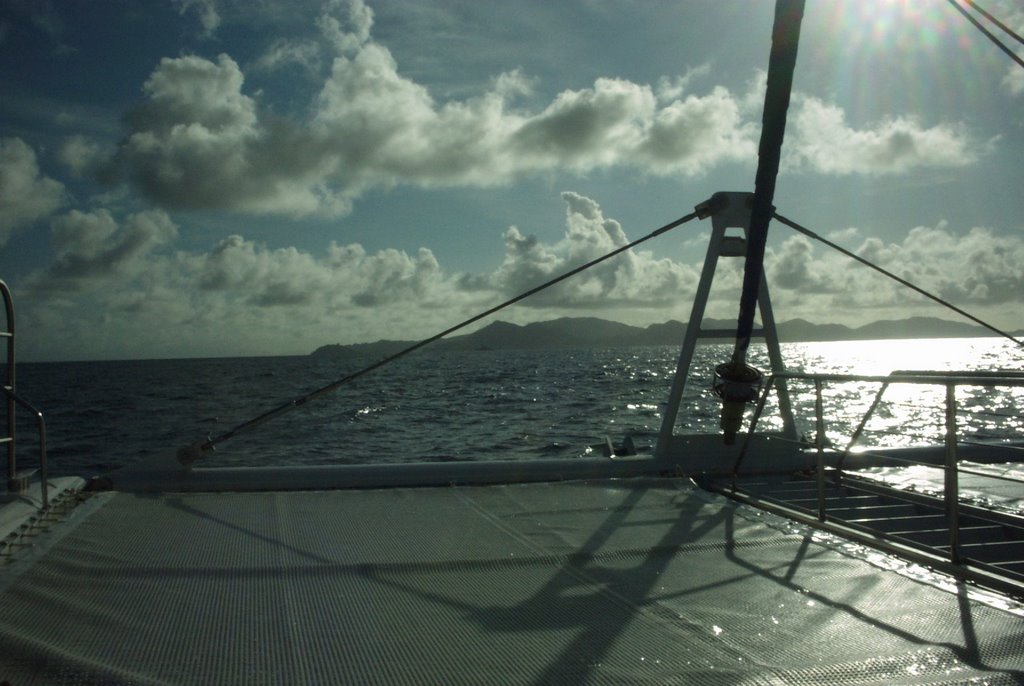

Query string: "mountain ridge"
[[311, 316, 1017, 358]]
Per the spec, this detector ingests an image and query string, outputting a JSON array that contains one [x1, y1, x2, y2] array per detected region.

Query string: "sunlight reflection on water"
[[11, 337, 1023, 477], [751, 338, 1024, 450]]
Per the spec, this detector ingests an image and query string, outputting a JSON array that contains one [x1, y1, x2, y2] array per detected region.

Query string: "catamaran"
[[3, 1, 1023, 683]]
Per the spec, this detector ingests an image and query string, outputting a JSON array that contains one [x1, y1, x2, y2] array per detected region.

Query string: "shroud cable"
[[179, 210, 700, 465]]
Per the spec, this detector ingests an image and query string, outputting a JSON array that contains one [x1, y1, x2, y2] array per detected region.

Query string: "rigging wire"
[[955, 0, 1024, 47], [179, 209, 701, 465], [946, 0, 1024, 70], [772, 210, 1024, 349]]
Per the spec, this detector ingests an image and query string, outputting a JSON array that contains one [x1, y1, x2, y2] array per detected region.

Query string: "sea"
[[8, 337, 1023, 482]]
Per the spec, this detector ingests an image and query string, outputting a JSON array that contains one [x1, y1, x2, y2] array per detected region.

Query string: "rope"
[[179, 209, 700, 465], [773, 211, 1024, 349], [946, 0, 1024, 70]]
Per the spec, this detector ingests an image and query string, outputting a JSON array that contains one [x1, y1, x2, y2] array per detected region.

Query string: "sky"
[[0, 0, 1022, 361]]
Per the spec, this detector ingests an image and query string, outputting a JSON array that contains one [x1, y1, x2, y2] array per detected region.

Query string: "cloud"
[[40, 208, 177, 290], [16, 191, 709, 359], [316, 0, 373, 54], [637, 86, 757, 175], [0, 137, 66, 245], [1, 0, 75, 55], [108, 53, 349, 215], [253, 0, 373, 73], [14, 182, 1024, 360], [765, 221, 1024, 323], [173, 0, 221, 38], [198, 235, 328, 307], [105, 0, 764, 217], [253, 39, 322, 73], [467, 191, 699, 308], [656, 64, 712, 102], [193, 233, 446, 310], [105, 0, 991, 219], [110, 37, 759, 216], [1005, 67, 1024, 97], [58, 135, 103, 177], [786, 98, 981, 174], [510, 78, 655, 170], [769, 234, 841, 294], [995, 4, 1024, 97]]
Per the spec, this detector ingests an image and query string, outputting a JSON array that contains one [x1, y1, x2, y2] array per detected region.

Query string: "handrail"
[[0, 387, 47, 509], [0, 279, 48, 510], [2, 280, 14, 487], [734, 369, 1024, 566]]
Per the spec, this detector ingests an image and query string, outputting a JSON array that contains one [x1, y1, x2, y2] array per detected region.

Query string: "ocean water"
[[6, 337, 1024, 479]]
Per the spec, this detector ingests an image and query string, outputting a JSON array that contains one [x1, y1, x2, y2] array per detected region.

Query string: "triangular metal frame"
[[656, 192, 796, 458]]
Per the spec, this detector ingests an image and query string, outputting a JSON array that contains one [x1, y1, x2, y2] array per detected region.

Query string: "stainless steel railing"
[[1, 280, 48, 510], [735, 369, 1024, 564]]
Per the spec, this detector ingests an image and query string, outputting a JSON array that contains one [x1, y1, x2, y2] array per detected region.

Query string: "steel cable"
[[180, 210, 701, 464], [946, 0, 1024, 70], [773, 211, 1024, 349]]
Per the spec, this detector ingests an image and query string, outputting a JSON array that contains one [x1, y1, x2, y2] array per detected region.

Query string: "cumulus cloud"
[[317, 0, 373, 54], [41, 208, 177, 290], [105, 0, 767, 217], [104, 0, 989, 218], [58, 135, 103, 177], [995, 5, 1024, 97], [14, 182, 1024, 360], [108, 53, 349, 215], [189, 192, 690, 318], [253, 0, 373, 72], [17, 191, 712, 358], [195, 233, 445, 310], [656, 64, 712, 102], [786, 98, 980, 174], [253, 39, 322, 73], [1004, 67, 1024, 97], [766, 221, 1024, 323], [466, 191, 699, 308], [111, 40, 759, 216], [173, 0, 221, 38], [0, 137, 66, 245], [638, 86, 757, 175]]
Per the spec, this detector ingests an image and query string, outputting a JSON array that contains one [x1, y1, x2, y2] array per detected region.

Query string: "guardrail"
[[735, 370, 1024, 564], [1, 388, 48, 509], [1, 279, 48, 510]]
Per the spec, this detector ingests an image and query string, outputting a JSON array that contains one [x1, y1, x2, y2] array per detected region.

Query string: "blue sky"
[[1, 0, 1022, 361]]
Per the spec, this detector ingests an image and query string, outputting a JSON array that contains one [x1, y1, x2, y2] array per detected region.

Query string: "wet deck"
[[2, 476, 1023, 684]]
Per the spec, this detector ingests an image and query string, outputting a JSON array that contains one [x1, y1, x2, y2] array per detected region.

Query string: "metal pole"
[[732, 375, 778, 483], [1, 280, 15, 484], [945, 383, 960, 563], [838, 381, 890, 471], [37, 410, 48, 510], [715, 0, 805, 444], [815, 379, 826, 521], [730, 0, 805, 368], [657, 201, 727, 457]]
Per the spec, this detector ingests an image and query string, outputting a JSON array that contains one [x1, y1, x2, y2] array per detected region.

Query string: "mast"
[[716, 0, 805, 443]]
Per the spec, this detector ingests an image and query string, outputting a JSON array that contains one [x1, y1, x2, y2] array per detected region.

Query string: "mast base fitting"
[[712, 362, 763, 445], [719, 401, 746, 445], [177, 440, 211, 470]]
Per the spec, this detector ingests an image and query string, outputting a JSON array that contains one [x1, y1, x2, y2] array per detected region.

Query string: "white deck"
[[2, 476, 1023, 684]]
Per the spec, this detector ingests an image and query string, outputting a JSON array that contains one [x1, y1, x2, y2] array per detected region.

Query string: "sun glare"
[[829, 0, 952, 49]]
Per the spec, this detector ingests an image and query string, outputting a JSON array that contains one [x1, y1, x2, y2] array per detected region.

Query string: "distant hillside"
[[311, 316, 1009, 359]]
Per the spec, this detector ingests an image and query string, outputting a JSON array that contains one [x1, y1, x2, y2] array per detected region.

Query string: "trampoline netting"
[[1, 478, 1022, 684]]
